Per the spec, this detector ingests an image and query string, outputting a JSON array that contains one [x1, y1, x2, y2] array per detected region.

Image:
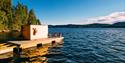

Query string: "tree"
[[37, 19, 41, 25], [28, 9, 37, 25], [0, 0, 41, 31], [0, 10, 8, 30]]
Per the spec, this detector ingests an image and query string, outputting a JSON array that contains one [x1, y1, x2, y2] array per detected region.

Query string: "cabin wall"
[[22, 25, 30, 40], [30, 25, 48, 40]]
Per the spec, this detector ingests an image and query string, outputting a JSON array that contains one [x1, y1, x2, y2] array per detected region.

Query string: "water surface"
[[48, 28, 125, 63]]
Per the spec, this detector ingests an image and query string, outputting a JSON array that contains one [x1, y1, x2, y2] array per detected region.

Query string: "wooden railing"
[[48, 33, 62, 38]]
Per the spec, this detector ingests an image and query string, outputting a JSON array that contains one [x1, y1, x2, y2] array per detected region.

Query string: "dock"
[[0, 37, 64, 54], [0, 25, 64, 55]]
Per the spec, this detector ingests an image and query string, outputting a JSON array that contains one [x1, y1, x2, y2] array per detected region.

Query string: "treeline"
[[0, 0, 41, 31], [49, 21, 125, 28]]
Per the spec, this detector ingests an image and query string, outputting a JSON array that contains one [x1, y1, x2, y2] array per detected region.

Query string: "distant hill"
[[113, 22, 125, 27], [49, 21, 125, 28]]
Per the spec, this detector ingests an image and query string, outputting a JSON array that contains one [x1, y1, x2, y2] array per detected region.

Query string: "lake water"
[[48, 28, 125, 63]]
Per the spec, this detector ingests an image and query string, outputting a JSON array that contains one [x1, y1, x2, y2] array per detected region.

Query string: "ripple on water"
[[49, 28, 125, 63]]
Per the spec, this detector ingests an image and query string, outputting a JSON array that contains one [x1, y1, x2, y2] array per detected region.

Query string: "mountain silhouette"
[[49, 21, 125, 28]]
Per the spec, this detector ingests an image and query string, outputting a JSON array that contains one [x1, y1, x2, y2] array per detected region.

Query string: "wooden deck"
[[0, 37, 64, 54]]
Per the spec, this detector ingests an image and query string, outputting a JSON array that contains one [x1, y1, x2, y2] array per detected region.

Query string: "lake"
[[48, 28, 125, 63], [1, 28, 125, 63]]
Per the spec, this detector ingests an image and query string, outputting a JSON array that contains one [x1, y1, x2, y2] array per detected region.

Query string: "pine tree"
[[0, 0, 41, 31], [28, 9, 37, 25]]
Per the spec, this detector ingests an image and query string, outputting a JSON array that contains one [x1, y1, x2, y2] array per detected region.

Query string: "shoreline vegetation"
[[0, 0, 41, 32]]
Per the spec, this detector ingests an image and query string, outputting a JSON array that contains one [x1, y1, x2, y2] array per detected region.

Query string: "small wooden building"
[[21, 25, 48, 40]]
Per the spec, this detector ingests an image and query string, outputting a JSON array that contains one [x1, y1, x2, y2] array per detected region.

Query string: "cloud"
[[81, 12, 125, 24]]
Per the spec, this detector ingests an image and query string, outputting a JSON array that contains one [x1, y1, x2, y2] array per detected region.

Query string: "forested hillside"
[[0, 0, 41, 31]]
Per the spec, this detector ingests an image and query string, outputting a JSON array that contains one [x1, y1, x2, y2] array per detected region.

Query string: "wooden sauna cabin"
[[11, 25, 64, 48], [21, 25, 48, 40]]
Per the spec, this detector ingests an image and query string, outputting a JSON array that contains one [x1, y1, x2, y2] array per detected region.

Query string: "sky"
[[13, 0, 125, 25]]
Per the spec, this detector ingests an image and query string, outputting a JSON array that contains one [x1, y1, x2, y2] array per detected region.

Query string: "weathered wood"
[[0, 37, 64, 54]]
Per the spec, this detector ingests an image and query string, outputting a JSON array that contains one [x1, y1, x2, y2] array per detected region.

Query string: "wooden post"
[[13, 45, 22, 63], [37, 43, 42, 48], [51, 40, 56, 47]]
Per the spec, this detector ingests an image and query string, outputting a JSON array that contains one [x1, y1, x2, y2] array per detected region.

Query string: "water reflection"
[[0, 41, 64, 63], [20, 44, 49, 63]]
